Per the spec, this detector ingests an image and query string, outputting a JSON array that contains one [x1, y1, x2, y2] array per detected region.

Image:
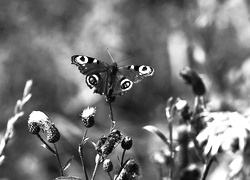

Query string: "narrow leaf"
[[55, 176, 82, 180], [14, 100, 22, 114], [21, 93, 32, 107], [143, 125, 170, 146], [63, 156, 74, 171], [23, 80, 33, 98], [0, 155, 5, 166]]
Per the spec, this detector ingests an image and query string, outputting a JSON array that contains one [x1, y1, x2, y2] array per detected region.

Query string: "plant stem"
[[121, 149, 126, 166], [79, 129, 89, 180], [108, 102, 115, 131], [54, 143, 64, 176], [91, 155, 100, 180], [169, 120, 173, 179], [201, 157, 214, 180], [108, 172, 113, 180], [36, 134, 55, 154]]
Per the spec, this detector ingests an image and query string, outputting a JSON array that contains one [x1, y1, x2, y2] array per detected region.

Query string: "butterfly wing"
[[71, 55, 109, 95], [71, 55, 154, 97], [71, 55, 108, 75], [110, 65, 154, 96], [118, 65, 154, 83]]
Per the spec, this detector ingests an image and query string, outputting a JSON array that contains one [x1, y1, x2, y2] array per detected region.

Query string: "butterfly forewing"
[[71, 55, 108, 75]]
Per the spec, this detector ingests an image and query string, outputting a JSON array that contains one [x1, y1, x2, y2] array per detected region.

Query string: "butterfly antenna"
[[117, 54, 135, 64], [106, 47, 115, 63]]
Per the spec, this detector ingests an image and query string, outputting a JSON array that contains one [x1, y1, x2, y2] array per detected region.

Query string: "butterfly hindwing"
[[110, 65, 154, 96], [85, 71, 108, 95]]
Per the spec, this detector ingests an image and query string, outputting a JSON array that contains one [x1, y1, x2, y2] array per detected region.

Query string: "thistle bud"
[[103, 159, 113, 172], [180, 67, 206, 96], [46, 124, 60, 143], [80, 107, 96, 128], [121, 136, 133, 150], [28, 122, 40, 135]]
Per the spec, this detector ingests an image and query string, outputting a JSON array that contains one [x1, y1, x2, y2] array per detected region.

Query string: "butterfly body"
[[71, 55, 154, 98]]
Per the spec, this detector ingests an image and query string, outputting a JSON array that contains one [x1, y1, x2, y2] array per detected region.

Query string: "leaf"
[[23, 80, 33, 98], [14, 100, 22, 114], [0, 155, 5, 166], [21, 93, 32, 107], [80, 137, 89, 146], [143, 125, 170, 146], [54, 176, 82, 180], [63, 156, 74, 171], [90, 141, 96, 147]]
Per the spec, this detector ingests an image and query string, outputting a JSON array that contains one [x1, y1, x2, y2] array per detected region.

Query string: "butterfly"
[[71, 55, 154, 100]]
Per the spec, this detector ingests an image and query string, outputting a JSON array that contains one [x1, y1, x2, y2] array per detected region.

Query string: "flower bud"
[[46, 124, 60, 143], [180, 67, 206, 96], [80, 107, 96, 128], [103, 159, 113, 172], [121, 136, 133, 150], [28, 122, 40, 135]]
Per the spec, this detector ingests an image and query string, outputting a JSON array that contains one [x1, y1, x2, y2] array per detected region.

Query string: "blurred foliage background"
[[0, 0, 250, 179]]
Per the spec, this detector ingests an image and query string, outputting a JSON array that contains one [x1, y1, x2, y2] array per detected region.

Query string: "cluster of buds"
[[28, 111, 60, 143], [95, 129, 122, 160]]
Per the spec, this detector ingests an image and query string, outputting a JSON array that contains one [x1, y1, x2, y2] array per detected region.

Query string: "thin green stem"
[[121, 149, 126, 166], [54, 144, 63, 176], [169, 121, 173, 179], [91, 155, 100, 180], [108, 102, 115, 131], [79, 129, 89, 180], [107, 172, 113, 180], [36, 134, 55, 154], [201, 157, 215, 180]]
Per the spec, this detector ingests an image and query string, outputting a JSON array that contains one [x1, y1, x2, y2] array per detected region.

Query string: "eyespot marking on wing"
[[120, 78, 133, 91], [139, 65, 154, 75], [86, 74, 100, 88]]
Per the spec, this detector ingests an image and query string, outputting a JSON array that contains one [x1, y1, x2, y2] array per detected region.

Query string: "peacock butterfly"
[[71, 55, 154, 100]]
